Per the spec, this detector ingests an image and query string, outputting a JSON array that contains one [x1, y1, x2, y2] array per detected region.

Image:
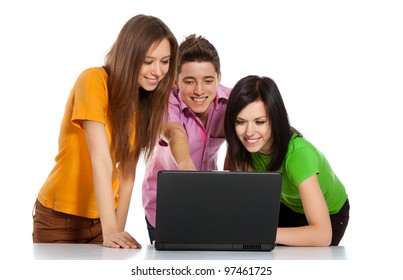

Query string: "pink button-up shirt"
[[142, 84, 231, 227]]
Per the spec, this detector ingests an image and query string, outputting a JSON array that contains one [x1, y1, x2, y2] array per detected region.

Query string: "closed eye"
[[183, 80, 194, 85]]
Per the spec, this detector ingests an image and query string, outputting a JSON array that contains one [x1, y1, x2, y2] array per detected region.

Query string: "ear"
[[217, 72, 222, 84]]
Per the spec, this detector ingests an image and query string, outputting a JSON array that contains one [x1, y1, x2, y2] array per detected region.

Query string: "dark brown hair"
[[224, 75, 301, 171], [104, 14, 178, 171], [177, 34, 220, 75]]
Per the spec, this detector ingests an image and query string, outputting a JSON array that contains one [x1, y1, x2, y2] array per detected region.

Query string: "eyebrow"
[[182, 75, 216, 80], [145, 55, 171, 59], [236, 116, 267, 120]]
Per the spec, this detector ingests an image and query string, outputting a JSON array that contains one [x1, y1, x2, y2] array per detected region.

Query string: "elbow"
[[310, 218, 333, 246], [163, 123, 187, 143], [315, 237, 331, 247], [313, 230, 332, 247]]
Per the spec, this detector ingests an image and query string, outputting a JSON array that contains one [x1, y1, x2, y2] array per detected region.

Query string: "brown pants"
[[32, 200, 103, 244]]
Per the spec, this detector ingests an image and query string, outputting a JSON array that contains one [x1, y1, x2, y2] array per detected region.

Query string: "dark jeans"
[[278, 199, 350, 246], [145, 217, 156, 244]]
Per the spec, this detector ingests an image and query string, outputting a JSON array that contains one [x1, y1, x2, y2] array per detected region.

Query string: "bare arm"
[[161, 122, 197, 170], [275, 175, 332, 246], [116, 156, 136, 231], [83, 120, 140, 249]]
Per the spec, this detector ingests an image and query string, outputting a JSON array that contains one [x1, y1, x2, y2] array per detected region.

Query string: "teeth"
[[246, 139, 258, 143], [193, 97, 207, 102]]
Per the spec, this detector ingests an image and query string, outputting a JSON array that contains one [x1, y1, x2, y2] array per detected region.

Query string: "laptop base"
[[155, 242, 275, 251]]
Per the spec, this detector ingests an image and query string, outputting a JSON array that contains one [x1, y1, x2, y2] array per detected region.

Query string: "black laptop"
[[155, 170, 282, 251]]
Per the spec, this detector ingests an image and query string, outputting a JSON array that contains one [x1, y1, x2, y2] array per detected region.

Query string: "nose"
[[245, 122, 255, 136], [151, 62, 162, 76], [193, 82, 203, 96]]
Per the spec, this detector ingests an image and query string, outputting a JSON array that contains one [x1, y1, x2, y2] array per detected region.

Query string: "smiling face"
[[138, 38, 171, 91], [235, 100, 273, 155], [178, 61, 220, 125]]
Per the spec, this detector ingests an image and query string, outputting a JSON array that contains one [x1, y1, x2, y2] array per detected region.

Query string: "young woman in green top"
[[224, 75, 349, 246]]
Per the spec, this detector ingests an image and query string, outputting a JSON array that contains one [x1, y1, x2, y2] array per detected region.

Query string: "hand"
[[178, 159, 197, 170], [102, 231, 142, 249]]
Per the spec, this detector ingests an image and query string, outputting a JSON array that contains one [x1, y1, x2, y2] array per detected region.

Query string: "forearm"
[[83, 120, 140, 248], [162, 123, 196, 170], [92, 159, 118, 234], [115, 159, 137, 231], [169, 130, 193, 167], [276, 224, 332, 247], [115, 185, 133, 231], [276, 175, 333, 246], [83, 120, 119, 235]]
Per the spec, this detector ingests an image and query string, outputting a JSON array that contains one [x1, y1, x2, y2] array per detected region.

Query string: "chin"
[[141, 85, 158, 92], [244, 146, 260, 153]]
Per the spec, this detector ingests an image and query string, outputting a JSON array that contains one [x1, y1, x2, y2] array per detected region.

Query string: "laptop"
[[155, 170, 282, 251]]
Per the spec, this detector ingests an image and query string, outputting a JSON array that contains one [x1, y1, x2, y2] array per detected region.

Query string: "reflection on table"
[[32, 244, 348, 260]]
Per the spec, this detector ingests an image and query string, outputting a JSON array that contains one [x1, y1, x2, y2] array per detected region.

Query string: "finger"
[[115, 235, 140, 249], [123, 237, 141, 249], [103, 240, 121, 249], [122, 232, 142, 249]]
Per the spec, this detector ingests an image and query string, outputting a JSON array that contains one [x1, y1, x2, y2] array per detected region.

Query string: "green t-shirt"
[[251, 133, 347, 214]]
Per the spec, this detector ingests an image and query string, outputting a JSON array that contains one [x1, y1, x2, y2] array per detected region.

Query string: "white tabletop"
[[31, 243, 348, 260]]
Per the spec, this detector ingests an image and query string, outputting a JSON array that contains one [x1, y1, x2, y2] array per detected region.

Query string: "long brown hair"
[[104, 14, 178, 172]]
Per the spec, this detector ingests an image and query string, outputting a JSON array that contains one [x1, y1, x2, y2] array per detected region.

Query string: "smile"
[[146, 77, 158, 83], [246, 138, 259, 143], [242, 137, 262, 147], [191, 97, 208, 104]]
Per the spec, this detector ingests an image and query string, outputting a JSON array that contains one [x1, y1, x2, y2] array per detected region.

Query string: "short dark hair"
[[177, 34, 220, 75]]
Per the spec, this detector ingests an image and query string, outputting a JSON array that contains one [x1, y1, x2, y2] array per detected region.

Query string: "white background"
[[1, 0, 402, 277]]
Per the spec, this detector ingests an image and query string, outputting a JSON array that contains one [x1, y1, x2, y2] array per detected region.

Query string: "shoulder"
[[217, 84, 232, 100], [168, 86, 182, 107], [76, 67, 108, 82], [169, 86, 180, 99], [283, 135, 322, 184], [72, 67, 109, 106], [285, 134, 323, 169], [288, 134, 316, 153], [73, 67, 108, 94], [285, 134, 322, 164]]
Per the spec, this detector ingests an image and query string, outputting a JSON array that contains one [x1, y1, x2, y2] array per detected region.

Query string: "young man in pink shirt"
[[142, 34, 231, 243]]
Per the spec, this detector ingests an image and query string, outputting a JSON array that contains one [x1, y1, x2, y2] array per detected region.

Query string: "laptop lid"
[[155, 170, 282, 251]]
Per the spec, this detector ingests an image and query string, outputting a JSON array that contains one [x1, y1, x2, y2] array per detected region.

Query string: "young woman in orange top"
[[32, 14, 178, 249]]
